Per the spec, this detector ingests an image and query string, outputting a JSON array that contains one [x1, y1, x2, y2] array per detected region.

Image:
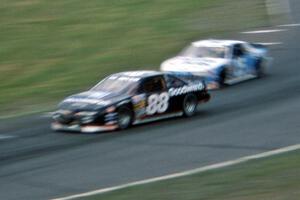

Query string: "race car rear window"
[[164, 75, 185, 88], [180, 45, 226, 58]]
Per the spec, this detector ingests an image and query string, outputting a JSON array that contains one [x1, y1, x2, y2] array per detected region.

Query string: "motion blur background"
[[0, 0, 288, 116], [1, 1, 299, 200]]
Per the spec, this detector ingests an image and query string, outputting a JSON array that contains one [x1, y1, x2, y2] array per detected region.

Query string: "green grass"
[[0, 0, 269, 116], [83, 150, 300, 200]]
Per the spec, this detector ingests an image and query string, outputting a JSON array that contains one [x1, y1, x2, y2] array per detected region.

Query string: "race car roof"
[[192, 39, 245, 47], [113, 70, 163, 79]]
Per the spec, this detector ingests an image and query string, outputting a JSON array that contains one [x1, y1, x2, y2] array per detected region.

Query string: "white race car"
[[161, 39, 272, 89]]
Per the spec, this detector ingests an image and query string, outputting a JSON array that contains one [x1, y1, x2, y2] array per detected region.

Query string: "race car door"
[[164, 74, 187, 112], [139, 76, 171, 118]]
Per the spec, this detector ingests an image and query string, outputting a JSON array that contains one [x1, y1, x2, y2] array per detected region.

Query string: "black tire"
[[117, 106, 133, 130], [182, 94, 198, 117], [255, 59, 265, 78], [218, 69, 227, 87]]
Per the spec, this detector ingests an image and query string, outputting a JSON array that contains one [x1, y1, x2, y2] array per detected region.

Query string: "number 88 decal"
[[146, 92, 169, 115]]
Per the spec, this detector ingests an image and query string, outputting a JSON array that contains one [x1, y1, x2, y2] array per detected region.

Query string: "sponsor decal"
[[168, 83, 204, 97], [134, 101, 146, 110], [132, 94, 146, 103], [132, 94, 147, 117]]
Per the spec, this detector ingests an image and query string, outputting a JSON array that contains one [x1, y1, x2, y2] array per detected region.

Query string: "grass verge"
[[0, 0, 269, 116], [82, 150, 300, 200]]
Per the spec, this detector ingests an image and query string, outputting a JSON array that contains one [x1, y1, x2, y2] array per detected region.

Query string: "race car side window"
[[233, 44, 245, 58], [139, 76, 167, 93], [164, 75, 185, 88]]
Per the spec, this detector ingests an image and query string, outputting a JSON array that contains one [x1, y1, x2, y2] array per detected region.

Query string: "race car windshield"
[[180, 45, 226, 58], [90, 75, 139, 94]]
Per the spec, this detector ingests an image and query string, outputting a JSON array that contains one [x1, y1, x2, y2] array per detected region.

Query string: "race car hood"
[[161, 56, 228, 75], [58, 90, 129, 111]]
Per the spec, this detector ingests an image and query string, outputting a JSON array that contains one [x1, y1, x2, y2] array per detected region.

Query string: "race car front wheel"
[[183, 94, 198, 117], [218, 69, 227, 87], [117, 106, 133, 130]]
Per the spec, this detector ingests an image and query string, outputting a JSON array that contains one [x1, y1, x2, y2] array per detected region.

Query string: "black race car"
[[51, 71, 210, 133]]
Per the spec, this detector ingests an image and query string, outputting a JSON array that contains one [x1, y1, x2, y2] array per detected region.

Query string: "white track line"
[[241, 29, 287, 34], [0, 134, 16, 140], [278, 23, 300, 27], [52, 144, 300, 200], [258, 42, 283, 46]]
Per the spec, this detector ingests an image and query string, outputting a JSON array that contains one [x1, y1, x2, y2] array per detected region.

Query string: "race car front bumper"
[[51, 122, 118, 133]]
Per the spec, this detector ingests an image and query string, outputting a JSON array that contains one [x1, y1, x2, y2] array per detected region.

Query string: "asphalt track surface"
[[1, 1, 300, 199]]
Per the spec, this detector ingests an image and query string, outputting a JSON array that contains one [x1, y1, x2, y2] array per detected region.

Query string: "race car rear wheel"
[[255, 59, 266, 78], [183, 94, 198, 117], [117, 106, 133, 130]]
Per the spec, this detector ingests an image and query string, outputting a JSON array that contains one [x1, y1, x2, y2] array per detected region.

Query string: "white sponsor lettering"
[[168, 83, 204, 97]]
